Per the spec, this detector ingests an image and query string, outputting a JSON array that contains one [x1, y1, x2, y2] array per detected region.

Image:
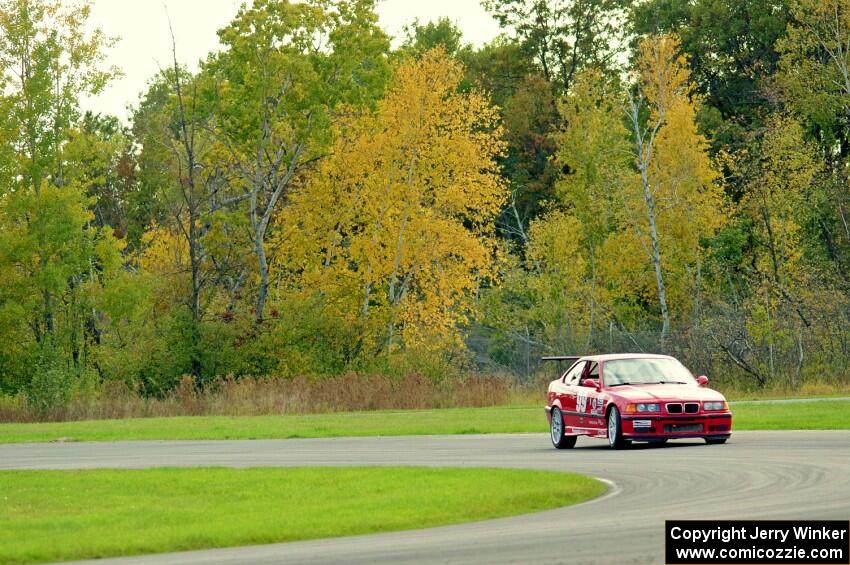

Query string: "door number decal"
[[576, 393, 604, 415]]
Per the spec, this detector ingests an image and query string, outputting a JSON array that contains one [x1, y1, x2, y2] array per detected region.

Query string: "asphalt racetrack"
[[3, 431, 849, 564]]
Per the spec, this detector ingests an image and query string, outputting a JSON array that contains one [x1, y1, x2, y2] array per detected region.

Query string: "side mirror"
[[696, 375, 709, 387], [581, 379, 600, 390]]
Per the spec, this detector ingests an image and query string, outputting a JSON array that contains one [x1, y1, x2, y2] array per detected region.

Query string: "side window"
[[586, 362, 600, 381], [563, 361, 586, 385]]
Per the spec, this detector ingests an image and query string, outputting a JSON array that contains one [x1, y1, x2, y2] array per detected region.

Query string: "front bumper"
[[622, 413, 732, 440]]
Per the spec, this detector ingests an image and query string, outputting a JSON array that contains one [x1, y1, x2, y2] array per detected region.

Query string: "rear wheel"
[[705, 438, 728, 445], [607, 406, 628, 449], [550, 407, 577, 449]]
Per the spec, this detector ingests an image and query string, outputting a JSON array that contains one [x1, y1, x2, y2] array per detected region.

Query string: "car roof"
[[578, 353, 675, 363]]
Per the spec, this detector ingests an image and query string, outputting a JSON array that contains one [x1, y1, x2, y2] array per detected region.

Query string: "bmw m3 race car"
[[544, 354, 732, 449]]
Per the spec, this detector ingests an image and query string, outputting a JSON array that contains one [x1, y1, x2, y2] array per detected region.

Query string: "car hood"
[[605, 384, 725, 402]]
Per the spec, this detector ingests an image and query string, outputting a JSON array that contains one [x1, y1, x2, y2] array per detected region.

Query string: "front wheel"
[[607, 406, 628, 449], [550, 407, 577, 449], [705, 438, 728, 445]]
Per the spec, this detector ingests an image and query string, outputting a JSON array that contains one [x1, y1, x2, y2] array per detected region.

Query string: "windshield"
[[603, 358, 697, 386]]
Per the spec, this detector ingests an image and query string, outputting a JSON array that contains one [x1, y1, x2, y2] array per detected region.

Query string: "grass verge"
[[729, 399, 850, 430], [0, 400, 848, 444], [0, 406, 537, 443], [0, 466, 604, 564]]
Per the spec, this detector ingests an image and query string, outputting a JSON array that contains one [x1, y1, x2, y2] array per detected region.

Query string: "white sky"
[[82, 0, 501, 122]]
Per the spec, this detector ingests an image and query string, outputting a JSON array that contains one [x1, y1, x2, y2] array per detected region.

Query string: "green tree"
[[496, 75, 560, 245], [62, 113, 137, 237], [0, 0, 121, 399], [461, 37, 554, 245], [778, 0, 850, 289], [779, 0, 850, 151], [132, 57, 255, 382], [483, 0, 628, 93], [463, 38, 537, 108], [708, 116, 824, 386], [632, 0, 792, 148], [401, 17, 469, 58], [0, 0, 116, 193]]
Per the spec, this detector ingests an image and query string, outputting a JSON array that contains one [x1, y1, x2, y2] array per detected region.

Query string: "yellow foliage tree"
[[523, 210, 590, 350], [278, 48, 507, 353], [553, 69, 630, 343], [139, 223, 191, 311], [545, 35, 724, 344], [619, 34, 724, 339]]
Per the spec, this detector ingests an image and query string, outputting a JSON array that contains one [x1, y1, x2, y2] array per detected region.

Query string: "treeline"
[[1, 0, 850, 410]]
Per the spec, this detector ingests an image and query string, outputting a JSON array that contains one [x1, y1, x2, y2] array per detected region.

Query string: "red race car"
[[544, 353, 732, 449]]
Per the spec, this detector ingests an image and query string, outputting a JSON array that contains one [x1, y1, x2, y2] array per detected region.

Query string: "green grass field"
[[0, 406, 536, 443], [1, 402, 846, 563], [0, 400, 850, 443], [729, 399, 850, 430], [0, 400, 847, 444], [0, 466, 604, 564]]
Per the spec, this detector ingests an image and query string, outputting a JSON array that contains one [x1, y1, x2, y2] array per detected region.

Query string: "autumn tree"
[[619, 34, 723, 342], [203, 0, 390, 325], [280, 49, 506, 356], [553, 69, 630, 342], [132, 52, 236, 378]]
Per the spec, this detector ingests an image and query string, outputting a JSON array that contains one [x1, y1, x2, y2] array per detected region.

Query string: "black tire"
[[607, 406, 628, 449], [705, 438, 728, 445], [550, 407, 577, 449]]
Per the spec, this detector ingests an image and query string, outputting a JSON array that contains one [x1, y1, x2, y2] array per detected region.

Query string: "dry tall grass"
[[4, 370, 841, 424], [0, 374, 542, 423]]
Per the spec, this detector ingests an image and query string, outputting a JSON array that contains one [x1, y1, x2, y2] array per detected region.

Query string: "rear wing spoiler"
[[541, 355, 581, 375]]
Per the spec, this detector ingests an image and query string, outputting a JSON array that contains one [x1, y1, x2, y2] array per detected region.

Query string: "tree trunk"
[[586, 246, 596, 349], [642, 169, 671, 345], [254, 231, 269, 325], [249, 140, 306, 326], [692, 258, 702, 327], [41, 287, 54, 338], [169, 28, 203, 380], [386, 210, 410, 352], [627, 93, 671, 346]]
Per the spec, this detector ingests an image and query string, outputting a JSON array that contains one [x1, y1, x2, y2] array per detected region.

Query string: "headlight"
[[625, 403, 661, 413], [703, 401, 728, 411]]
